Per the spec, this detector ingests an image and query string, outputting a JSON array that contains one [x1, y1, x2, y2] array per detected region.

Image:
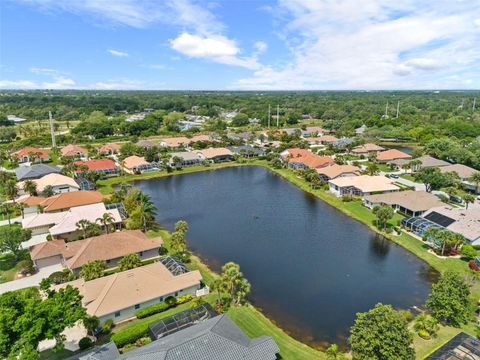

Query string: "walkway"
[[0, 263, 63, 294]]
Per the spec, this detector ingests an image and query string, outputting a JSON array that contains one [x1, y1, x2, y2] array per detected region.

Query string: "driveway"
[[0, 263, 63, 294], [38, 321, 88, 352]]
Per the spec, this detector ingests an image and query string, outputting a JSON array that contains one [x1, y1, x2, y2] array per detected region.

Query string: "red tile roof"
[[376, 149, 412, 161], [13, 147, 50, 159], [75, 159, 117, 171]]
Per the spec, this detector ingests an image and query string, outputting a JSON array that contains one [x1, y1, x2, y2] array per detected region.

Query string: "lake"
[[135, 166, 437, 348]]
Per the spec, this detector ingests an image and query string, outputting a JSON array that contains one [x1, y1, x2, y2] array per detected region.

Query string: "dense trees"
[[349, 303, 415, 360], [414, 167, 458, 192], [0, 286, 86, 358], [425, 271, 471, 326], [0, 226, 31, 260], [218, 262, 251, 306]]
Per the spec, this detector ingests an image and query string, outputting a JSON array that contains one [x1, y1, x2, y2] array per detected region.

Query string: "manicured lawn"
[[228, 304, 326, 360], [400, 173, 417, 182], [39, 349, 74, 360], [0, 253, 20, 283], [413, 325, 462, 359]]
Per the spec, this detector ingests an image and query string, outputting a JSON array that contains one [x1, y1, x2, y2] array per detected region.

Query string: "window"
[[139, 251, 144, 256], [115, 311, 121, 317], [134, 304, 140, 310], [159, 297, 163, 302]]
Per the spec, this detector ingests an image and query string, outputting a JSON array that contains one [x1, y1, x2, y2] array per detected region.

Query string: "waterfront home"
[[169, 151, 205, 167], [122, 155, 159, 174], [286, 151, 334, 170], [22, 202, 122, 239], [30, 230, 163, 272], [18, 191, 103, 214], [54, 261, 203, 323], [227, 145, 265, 157], [197, 148, 234, 162], [14, 164, 61, 181], [439, 164, 479, 193], [402, 206, 480, 244], [280, 148, 312, 161], [363, 190, 444, 217], [73, 314, 279, 359], [74, 159, 119, 177], [316, 164, 360, 181], [351, 143, 385, 155], [17, 173, 80, 195], [99, 143, 121, 155], [60, 144, 88, 159], [328, 175, 400, 197], [376, 149, 412, 162], [12, 147, 50, 163]]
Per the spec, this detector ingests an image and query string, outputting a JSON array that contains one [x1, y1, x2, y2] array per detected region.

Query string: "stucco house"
[[15, 164, 61, 181], [316, 164, 360, 181], [74, 159, 119, 178], [17, 173, 80, 195], [30, 230, 163, 272], [61, 144, 88, 159], [12, 147, 50, 163], [376, 149, 412, 163], [122, 155, 159, 174], [328, 175, 400, 197], [169, 151, 205, 167], [54, 261, 203, 323], [197, 148, 234, 162]]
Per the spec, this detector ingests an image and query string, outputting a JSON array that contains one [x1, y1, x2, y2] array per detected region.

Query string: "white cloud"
[[233, 0, 480, 89], [170, 32, 260, 69], [0, 80, 38, 89], [254, 41, 268, 54], [108, 49, 129, 57], [90, 79, 146, 90]]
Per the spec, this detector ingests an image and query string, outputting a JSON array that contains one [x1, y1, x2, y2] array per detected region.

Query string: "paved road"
[[0, 264, 63, 294]]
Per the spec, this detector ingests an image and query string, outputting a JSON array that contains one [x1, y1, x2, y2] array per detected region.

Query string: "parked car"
[[389, 174, 399, 179]]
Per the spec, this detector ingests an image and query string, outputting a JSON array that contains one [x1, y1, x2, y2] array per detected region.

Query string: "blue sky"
[[1, 0, 480, 90]]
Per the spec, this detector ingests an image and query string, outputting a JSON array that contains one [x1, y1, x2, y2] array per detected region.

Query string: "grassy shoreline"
[[101, 160, 477, 359]]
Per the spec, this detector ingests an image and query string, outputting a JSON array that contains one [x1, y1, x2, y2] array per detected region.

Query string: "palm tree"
[[365, 162, 379, 176], [0, 204, 12, 226], [23, 180, 37, 196], [5, 180, 18, 204], [17, 202, 26, 219], [96, 213, 116, 234], [137, 192, 157, 232], [42, 185, 55, 197], [401, 162, 410, 174], [409, 159, 421, 173], [463, 193, 475, 209], [76, 219, 92, 239]]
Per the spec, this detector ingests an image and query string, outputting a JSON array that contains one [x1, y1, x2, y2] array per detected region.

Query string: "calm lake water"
[[135, 166, 437, 348]]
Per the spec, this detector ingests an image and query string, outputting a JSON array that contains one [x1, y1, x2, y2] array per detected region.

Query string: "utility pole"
[[48, 111, 56, 149], [276, 105, 279, 127], [268, 104, 271, 128], [396, 101, 400, 118]]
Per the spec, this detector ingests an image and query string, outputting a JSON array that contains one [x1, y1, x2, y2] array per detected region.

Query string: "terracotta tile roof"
[[54, 262, 202, 317], [376, 149, 412, 161], [351, 143, 385, 154], [61, 144, 88, 157], [99, 143, 121, 154], [13, 147, 50, 159], [329, 175, 400, 193], [66, 230, 163, 269], [190, 134, 211, 142], [30, 239, 84, 260], [364, 190, 444, 212], [39, 191, 104, 212], [75, 159, 117, 171], [289, 154, 334, 169], [17, 195, 45, 207], [122, 156, 149, 169], [280, 148, 312, 159], [316, 164, 360, 179]]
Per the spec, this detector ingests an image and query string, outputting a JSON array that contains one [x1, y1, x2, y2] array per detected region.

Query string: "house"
[[329, 175, 400, 197], [227, 145, 265, 158], [12, 147, 50, 163], [227, 131, 254, 142], [403, 206, 480, 244], [18, 173, 80, 195], [317, 135, 338, 145], [61, 144, 88, 158], [99, 143, 121, 156], [288, 154, 334, 170], [316, 164, 360, 181], [30, 230, 163, 272], [351, 143, 385, 155], [136, 139, 157, 149], [74, 159, 119, 177], [38, 191, 104, 213], [363, 190, 444, 217], [169, 151, 205, 167], [15, 195, 46, 216], [15, 164, 61, 181], [414, 155, 450, 170], [160, 136, 191, 149], [68, 315, 279, 360], [122, 156, 159, 174], [439, 164, 479, 193], [54, 261, 203, 323], [376, 149, 412, 162], [197, 148, 234, 162], [355, 124, 367, 136], [280, 148, 312, 161], [331, 137, 354, 149], [22, 203, 122, 239]]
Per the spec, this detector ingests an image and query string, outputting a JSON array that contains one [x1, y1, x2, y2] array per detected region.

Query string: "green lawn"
[[39, 349, 74, 360], [0, 253, 20, 283], [413, 325, 462, 359], [400, 173, 417, 182]]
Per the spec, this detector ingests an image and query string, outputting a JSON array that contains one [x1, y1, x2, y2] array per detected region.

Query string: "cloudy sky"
[[1, 0, 479, 90]]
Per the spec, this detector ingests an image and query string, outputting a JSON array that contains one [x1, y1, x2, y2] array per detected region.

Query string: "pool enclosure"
[[401, 217, 443, 237]]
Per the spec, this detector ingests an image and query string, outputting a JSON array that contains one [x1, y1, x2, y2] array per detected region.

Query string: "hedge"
[[135, 302, 170, 319], [110, 324, 150, 348]]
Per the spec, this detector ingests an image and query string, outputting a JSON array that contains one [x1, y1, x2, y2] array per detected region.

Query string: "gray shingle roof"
[[65, 341, 120, 360], [15, 164, 61, 181], [121, 315, 279, 360]]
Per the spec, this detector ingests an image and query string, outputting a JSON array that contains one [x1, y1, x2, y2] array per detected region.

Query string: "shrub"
[[79, 337, 94, 350], [17, 259, 34, 275], [48, 269, 74, 284], [385, 227, 393, 234], [176, 294, 193, 305], [469, 260, 480, 271], [102, 319, 113, 334], [111, 324, 149, 348], [158, 247, 168, 256], [461, 244, 478, 259], [399, 310, 414, 323], [417, 329, 431, 340], [165, 296, 177, 307], [135, 301, 170, 319]]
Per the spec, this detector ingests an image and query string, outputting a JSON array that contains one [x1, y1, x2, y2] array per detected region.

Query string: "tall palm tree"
[[5, 180, 18, 204], [23, 180, 37, 196], [76, 219, 91, 239], [96, 213, 116, 234], [136, 192, 157, 232]]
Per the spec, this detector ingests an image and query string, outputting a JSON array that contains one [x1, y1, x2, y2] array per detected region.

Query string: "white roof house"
[[18, 173, 80, 195], [328, 175, 400, 197]]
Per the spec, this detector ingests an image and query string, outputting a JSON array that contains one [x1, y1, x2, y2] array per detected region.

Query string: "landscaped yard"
[[0, 252, 21, 283]]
